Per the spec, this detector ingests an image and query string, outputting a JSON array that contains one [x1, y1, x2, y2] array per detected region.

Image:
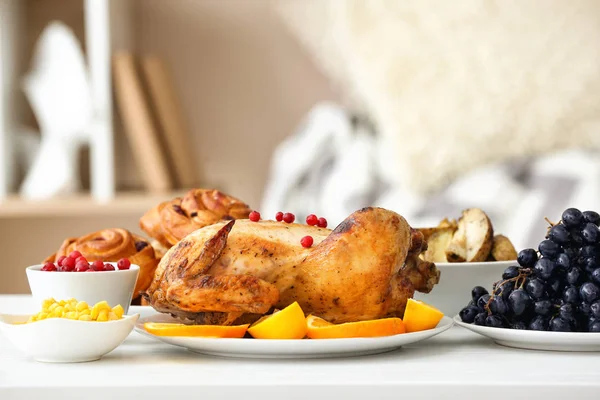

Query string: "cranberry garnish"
[[104, 264, 116, 271], [135, 241, 148, 252], [41, 262, 57, 272], [92, 260, 105, 271], [62, 257, 76, 271], [275, 212, 284, 222], [56, 256, 67, 267], [117, 258, 131, 270], [75, 256, 88, 264], [75, 261, 89, 272], [317, 217, 328, 228], [306, 214, 318, 226], [85, 269, 95, 272], [300, 235, 314, 248], [69, 250, 82, 260], [249, 211, 261, 222], [283, 213, 295, 223]]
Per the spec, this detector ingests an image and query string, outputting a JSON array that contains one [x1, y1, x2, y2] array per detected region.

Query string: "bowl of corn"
[[0, 298, 139, 363]]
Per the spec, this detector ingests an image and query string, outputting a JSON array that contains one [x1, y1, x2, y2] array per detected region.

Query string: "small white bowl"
[[414, 260, 517, 316], [0, 312, 139, 362], [26, 263, 139, 314]]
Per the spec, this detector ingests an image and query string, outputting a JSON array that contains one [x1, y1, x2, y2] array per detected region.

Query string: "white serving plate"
[[0, 312, 139, 363], [135, 313, 454, 359], [414, 260, 516, 316], [453, 315, 600, 352]]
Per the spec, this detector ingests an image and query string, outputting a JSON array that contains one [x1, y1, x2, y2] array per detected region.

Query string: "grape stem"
[[486, 268, 533, 315]]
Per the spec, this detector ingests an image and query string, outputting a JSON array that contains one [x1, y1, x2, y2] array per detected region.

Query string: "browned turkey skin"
[[143, 207, 440, 325]]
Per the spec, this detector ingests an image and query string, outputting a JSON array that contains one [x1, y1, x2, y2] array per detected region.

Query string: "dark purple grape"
[[502, 266, 520, 280], [591, 268, 600, 285], [474, 312, 487, 326], [589, 320, 600, 332], [582, 223, 600, 244], [564, 286, 581, 304], [548, 224, 570, 245], [581, 257, 598, 274], [512, 321, 527, 330], [477, 294, 491, 310], [534, 299, 553, 316], [590, 301, 600, 319], [549, 316, 572, 332], [538, 240, 561, 259], [534, 258, 556, 280], [546, 279, 562, 297], [564, 247, 578, 260], [529, 315, 549, 331], [525, 278, 546, 300], [567, 267, 582, 285], [580, 282, 600, 303], [555, 253, 570, 270], [490, 296, 508, 315], [517, 248, 538, 268], [485, 315, 504, 328], [580, 245, 599, 259], [583, 211, 600, 225], [494, 281, 514, 301], [570, 229, 584, 246], [558, 303, 575, 322], [579, 301, 592, 316], [508, 289, 532, 316], [471, 286, 489, 303], [459, 306, 480, 323], [562, 207, 584, 228]]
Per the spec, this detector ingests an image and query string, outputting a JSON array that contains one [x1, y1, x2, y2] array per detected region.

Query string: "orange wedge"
[[144, 322, 249, 338], [306, 315, 405, 339], [402, 298, 444, 333], [247, 301, 307, 339]]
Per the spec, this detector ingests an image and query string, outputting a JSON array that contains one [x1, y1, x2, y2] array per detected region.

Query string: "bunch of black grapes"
[[459, 207, 600, 332]]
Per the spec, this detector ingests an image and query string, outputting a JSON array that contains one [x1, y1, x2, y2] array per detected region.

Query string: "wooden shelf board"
[[0, 191, 184, 218]]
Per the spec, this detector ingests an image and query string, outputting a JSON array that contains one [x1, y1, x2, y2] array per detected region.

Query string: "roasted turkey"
[[143, 207, 440, 325]]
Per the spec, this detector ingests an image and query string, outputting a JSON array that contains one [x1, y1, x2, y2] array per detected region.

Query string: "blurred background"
[[2, 0, 600, 294]]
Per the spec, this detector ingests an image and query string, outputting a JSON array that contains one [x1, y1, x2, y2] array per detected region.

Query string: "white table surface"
[[1, 295, 599, 400]]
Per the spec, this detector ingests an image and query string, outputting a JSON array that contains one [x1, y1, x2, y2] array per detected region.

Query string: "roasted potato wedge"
[[491, 234, 518, 261], [445, 216, 467, 262], [421, 227, 455, 262], [446, 208, 494, 262]]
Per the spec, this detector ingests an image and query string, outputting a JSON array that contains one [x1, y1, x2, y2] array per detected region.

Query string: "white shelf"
[[1, 295, 599, 399]]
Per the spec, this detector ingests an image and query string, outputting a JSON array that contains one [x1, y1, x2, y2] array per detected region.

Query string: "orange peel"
[[402, 298, 444, 333], [306, 315, 406, 339], [144, 322, 249, 338], [247, 301, 307, 339]]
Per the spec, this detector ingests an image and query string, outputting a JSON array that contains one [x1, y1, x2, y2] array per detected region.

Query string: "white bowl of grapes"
[[455, 208, 600, 351]]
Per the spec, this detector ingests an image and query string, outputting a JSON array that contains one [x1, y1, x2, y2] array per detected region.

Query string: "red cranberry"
[[56, 256, 67, 267], [283, 213, 295, 223], [75, 256, 88, 265], [41, 262, 57, 272], [275, 212, 284, 222], [117, 258, 131, 270], [249, 211, 261, 222], [85, 269, 95, 272], [92, 260, 105, 271], [306, 214, 318, 226], [69, 250, 82, 260], [317, 217, 328, 228], [61, 257, 76, 271], [300, 236, 314, 248], [75, 261, 89, 272], [104, 264, 116, 271]]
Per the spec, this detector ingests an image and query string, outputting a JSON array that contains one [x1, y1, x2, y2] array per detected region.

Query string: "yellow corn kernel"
[[42, 298, 56, 310], [67, 298, 77, 304], [78, 314, 92, 321], [112, 305, 124, 319], [108, 312, 118, 321], [96, 309, 109, 322], [58, 300, 67, 306], [53, 306, 65, 316], [65, 311, 78, 319], [76, 301, 89, 312], [90, 307, 99, 320], [64, 303, 74, 312], [37, 312, 49, 320], [48, 302, 59, 312], [79, 308, 90, 316]]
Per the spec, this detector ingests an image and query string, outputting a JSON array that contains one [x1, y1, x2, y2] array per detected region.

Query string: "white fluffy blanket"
[[276, 0, 600, 194]]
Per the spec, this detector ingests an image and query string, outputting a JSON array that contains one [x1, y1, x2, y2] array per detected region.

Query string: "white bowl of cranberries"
[[26, 251, 139, 315]]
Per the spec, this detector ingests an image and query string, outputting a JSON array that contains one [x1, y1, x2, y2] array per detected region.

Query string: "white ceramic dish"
[[454, 315, 600, 352], [134, 313, 454, 359], [0, 312, 139, 362], [26, 263, 139, 314], [414, 260, 516, 316]]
